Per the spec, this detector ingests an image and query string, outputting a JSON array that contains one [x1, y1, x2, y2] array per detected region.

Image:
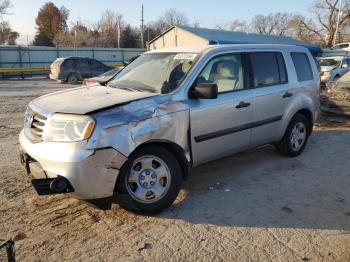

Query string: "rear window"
[[249, 52, 288, 87], [52, 58, 64, 66], [291, 53, 313, 81]]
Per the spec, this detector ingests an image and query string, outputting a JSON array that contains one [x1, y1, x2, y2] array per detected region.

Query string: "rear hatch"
[[50, 58, 64, 76]]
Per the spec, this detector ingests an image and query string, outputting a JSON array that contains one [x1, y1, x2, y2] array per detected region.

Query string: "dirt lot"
[[1, 78, 350, 261]]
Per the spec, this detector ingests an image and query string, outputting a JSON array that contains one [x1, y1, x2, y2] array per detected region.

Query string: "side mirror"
[[190, 83, 218, 99]]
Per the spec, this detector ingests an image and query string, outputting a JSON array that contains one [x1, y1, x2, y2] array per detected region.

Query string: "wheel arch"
[[124, 140, 192, 181], [66, 71, 81, 82], [295, 108, 314, 134]]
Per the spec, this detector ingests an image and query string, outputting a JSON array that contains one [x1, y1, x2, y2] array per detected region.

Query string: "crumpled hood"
[[30, 85, 157, 114]]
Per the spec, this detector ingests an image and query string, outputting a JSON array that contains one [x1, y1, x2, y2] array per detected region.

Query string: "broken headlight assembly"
[[44, 114, 95, 142]]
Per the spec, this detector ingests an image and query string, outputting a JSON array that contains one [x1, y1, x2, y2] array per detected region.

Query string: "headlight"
[[322, 71, 331, 77], [44, 114, 95, 142]]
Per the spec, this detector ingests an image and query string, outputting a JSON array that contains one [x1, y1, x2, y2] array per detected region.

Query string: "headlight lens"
[[323, 71, 331, 76], [44, 114, 95, 142]]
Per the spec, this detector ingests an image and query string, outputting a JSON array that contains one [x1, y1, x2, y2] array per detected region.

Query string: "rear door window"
[[291, 53, 313, 81], [249, 52, 288, 87], [75, 59, 89, 68]]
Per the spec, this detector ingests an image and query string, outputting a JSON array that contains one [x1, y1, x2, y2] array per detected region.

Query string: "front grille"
[[24, 108, 48, 143], [30, 113, 47, 139]]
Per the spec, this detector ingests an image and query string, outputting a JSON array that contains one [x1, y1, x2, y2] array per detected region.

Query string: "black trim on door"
[[194, 115, 283, 142]]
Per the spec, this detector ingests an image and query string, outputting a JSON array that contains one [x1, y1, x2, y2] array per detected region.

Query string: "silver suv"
[[19, 45, 320, 214]]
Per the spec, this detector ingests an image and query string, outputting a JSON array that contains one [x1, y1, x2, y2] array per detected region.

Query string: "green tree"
[[33, 2, 69, 46]]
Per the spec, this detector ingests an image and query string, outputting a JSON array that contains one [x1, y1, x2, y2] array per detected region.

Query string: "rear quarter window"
[[63, 59, 74, 69], [291, 53, 313, 81]]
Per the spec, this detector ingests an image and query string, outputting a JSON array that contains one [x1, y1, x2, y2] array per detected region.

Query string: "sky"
[[5, 0, 313, 44]]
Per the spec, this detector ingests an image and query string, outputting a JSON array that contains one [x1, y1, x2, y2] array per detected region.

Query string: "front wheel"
[[276, 114, 310, 157], [116, 146, 182, 215]]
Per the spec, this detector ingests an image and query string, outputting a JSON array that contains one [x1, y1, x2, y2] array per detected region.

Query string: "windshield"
[[108, 52, 198, 93], [319, 58, 341, 67]]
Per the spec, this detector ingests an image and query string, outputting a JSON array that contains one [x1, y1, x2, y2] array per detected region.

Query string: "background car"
[[83, 68, 122, 86], [318, 56, 350, 86], [50, 57, 114, 84], [332, 42, 350, 51], [83, 55, 140, 86]]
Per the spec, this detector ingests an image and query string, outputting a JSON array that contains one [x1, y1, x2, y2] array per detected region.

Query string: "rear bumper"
[[19, 130, 127, 200], [49, 73, 65, 81]]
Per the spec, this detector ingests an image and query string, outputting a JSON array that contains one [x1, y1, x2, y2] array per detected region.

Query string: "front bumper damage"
[[19, 130, 127, 209]]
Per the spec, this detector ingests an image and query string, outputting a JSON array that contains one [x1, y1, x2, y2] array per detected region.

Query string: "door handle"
[[236, 101, 251, 109], [282, 92, 293, 98]]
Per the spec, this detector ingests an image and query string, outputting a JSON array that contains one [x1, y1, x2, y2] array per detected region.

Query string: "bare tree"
[[0, 0, 10, 16], [0, 0, 18, 45], [229, 19, 250, 32], [54, 21, 95, 47], [251, 12, 294, 36], [156, 8, 189, 33], [289, 15, 322, 44], [192, 19, 201, 28], [296, 0, 350, 47], [95, 9, 123, 47], [0, 20, 11, 43]]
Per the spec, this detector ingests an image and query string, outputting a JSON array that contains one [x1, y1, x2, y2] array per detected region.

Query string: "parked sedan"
[[50, 57, 114, 84]]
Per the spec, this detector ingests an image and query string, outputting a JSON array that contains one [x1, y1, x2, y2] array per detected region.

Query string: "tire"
[[67, 73, 79, 85], [116, 145, 182, 215], [276, 114, 310, 157]]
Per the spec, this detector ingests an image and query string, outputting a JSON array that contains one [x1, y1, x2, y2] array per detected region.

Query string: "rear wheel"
[[116, 146, 182, 215], [67, 73, 79, 85], [276, 114, 310, 157]]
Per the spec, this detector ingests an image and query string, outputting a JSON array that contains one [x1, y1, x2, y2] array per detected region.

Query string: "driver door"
[[188, 53, 254, 166]]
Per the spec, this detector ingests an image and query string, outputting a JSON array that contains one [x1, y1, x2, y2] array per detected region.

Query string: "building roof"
[[146, 44, 309, 55], [150, 26, 322, 53], [147, 45, 213, 54]]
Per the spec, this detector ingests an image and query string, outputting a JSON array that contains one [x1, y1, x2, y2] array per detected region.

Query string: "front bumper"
[[19, 130, 127, 200], [320, 75, 332, 83]]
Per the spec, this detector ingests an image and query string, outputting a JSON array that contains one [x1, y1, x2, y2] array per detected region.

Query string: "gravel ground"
[[1, 78, 350, 261]]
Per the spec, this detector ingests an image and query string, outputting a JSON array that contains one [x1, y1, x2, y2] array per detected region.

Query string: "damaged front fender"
[[87, 95, 191, 164]]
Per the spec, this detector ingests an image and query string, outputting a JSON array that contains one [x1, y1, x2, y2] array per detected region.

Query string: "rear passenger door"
[[248, 51, 293, 147], [75, 59, 91, 79]]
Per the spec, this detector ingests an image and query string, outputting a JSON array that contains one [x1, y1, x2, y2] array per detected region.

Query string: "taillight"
[[60, 66, 64, 73]]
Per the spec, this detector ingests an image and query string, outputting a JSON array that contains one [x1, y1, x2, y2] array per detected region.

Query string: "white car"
[[318, 56, 350, 85], [332, 42, 350, 51]]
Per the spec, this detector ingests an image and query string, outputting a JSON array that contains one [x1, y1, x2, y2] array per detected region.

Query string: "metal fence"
[[0, 45, 145, 78]]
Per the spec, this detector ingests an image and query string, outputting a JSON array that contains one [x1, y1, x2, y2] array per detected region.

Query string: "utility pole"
[[140, 4, 144, 49], [333, 0, 343, 47], [117, 21, 121, 48]]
